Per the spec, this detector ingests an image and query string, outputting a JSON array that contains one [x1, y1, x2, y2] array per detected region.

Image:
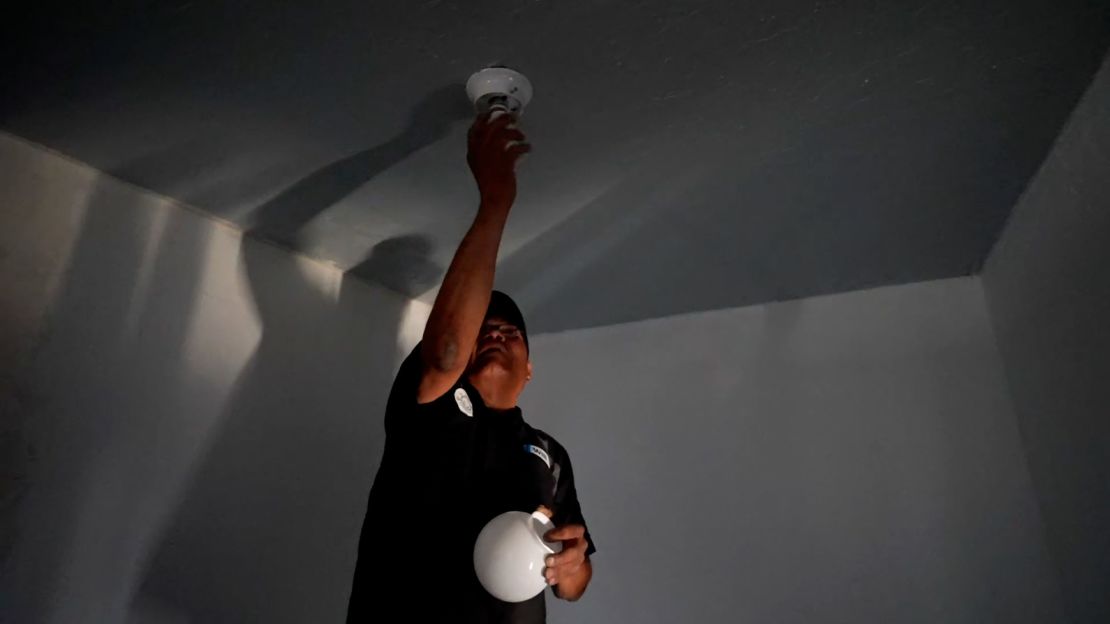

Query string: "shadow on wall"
[[127, 85, 461, 621], [347, 233, 442, 299], [1, 89, 455, 622], [245, 84, 470, 253], [129, 235, 412, 623], [4, 168, 223, 623]]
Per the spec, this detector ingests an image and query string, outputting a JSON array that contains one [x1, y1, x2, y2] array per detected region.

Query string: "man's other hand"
[[543, 523, 592, 600], [467, 112, 531, 210]]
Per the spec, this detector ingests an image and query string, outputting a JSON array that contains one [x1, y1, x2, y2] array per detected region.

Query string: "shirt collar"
[[465, 381, 524, 426], [485, 405, 523, 426]]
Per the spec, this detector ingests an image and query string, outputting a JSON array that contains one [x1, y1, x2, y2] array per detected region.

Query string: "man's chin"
[[469, 355, 512, 376]]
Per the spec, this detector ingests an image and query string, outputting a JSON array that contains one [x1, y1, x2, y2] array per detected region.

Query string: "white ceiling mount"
[[466, 67, 533, 117]]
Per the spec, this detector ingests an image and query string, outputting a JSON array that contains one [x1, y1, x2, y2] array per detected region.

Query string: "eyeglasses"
[[482, 323, 522, 339]]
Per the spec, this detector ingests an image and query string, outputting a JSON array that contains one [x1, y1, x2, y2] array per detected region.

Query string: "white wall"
[[523, 277, 1063, 623], [982, 54, 1110, 623], [0, 133, 427, 623]]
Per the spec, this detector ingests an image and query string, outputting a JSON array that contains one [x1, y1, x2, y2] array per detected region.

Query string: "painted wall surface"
[[523, 278, 1063, 624], [982, 55, 1110, 623], [0, 133, 428, 623]]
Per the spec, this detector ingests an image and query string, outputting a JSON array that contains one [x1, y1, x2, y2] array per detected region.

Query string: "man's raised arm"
[[417, 113, 530, 404]]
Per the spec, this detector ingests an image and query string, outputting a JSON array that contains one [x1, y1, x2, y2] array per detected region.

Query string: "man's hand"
[[543, 523, 592, 601], [467, 112, 530, 210]]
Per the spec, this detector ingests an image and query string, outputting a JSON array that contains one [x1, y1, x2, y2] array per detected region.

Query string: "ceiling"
[[6, 1, 1109, 332]]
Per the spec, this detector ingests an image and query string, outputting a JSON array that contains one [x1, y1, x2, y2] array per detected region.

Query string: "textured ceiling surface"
[[7, 1, 1110, 332]]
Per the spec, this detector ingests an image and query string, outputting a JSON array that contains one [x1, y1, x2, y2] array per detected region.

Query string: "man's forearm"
[[421, 203, 510, 372]]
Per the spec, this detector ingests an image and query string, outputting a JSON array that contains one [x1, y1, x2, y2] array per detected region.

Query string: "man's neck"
[[474, 386, 518, 411], [468, 377, 519, 411]]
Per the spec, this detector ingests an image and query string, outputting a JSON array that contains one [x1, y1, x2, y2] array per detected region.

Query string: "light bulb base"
[[466, 67, 533, 117]]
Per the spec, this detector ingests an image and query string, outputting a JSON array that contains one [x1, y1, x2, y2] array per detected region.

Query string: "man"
[[346, 112, 595, 623]]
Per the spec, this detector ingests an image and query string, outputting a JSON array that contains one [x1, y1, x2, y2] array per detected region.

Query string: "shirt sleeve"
[[551, 446, 597, 557], [383, 342, 462, 434]]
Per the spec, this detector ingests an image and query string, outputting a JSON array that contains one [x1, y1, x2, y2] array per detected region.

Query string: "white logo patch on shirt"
[[524, 444, 552, 469], [454, 387, 473, 417]]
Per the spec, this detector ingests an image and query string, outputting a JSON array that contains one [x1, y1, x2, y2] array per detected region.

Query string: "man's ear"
[[526, 360, 533, 382]]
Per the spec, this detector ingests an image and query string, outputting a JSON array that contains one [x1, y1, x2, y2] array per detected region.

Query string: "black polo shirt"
[[347, 343, 595, 624]]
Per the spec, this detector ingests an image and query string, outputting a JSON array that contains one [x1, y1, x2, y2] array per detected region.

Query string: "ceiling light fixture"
[[466, 66, 533, 118]]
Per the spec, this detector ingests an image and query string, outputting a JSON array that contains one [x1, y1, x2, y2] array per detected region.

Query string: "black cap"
[[486, 290, 529, 352]]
